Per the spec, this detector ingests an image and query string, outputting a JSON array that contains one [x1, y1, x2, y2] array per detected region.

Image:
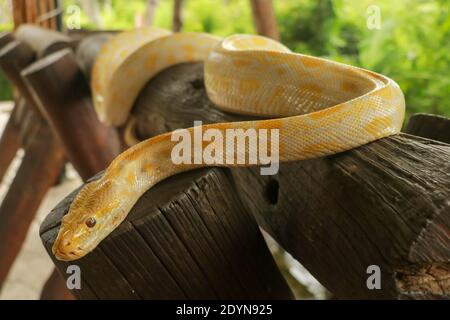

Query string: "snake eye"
[[85, 217, 96, 228]]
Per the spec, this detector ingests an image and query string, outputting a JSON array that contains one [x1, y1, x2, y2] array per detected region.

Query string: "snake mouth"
[[53, 246, 86, 261], [52, 238, 86, 261]]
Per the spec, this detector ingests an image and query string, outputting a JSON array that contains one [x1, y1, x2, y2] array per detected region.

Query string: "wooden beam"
[[22, 49, 122, 181], [0, 33, 20, 183], [0, 118, 65, 286], [0, 40, 38, 113], [0, 37, 71, 299], [0, 100, 21, 183], [41, 168, 294, 299], [15, 24, 72, 57], [405, 113, 450, 144]]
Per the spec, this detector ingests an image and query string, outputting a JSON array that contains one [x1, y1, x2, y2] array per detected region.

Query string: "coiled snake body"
[[53, 27, 405, 261]]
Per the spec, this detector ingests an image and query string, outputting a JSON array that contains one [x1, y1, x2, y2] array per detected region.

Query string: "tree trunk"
[[249, 0, 279, 40], [172, 0, 183, 32]]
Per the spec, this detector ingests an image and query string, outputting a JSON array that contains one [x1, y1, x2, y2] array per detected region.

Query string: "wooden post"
[[0, 32, 15, 48], [15, 24, 72, 57], [22, 49, 122, 181], [0, 37, 71, 299], [0, 40, 38, 112], [249, 0, 279, 40], [0, 100, 21, 183], [172, 0, 183, 32], [0, 117, 65, 286], [75, 33, 113, 80], [41, 168, 294, 299], [7, 0, 72, 300], [0, 33, 20, 183], [405, 113, 450, 144]]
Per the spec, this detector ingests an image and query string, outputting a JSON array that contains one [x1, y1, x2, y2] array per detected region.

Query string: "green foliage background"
[[1, 0, 449, 117]]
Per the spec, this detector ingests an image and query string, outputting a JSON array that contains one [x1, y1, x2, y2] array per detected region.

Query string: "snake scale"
[[53, 27, 405, 261]]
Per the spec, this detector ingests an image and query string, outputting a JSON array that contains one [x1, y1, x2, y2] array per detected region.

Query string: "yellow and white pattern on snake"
[[52, 31, 405, 261], [92, 27, 222, 126]]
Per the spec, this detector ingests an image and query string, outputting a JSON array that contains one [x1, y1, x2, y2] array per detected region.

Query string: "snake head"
[[52, 179, 124, 261]]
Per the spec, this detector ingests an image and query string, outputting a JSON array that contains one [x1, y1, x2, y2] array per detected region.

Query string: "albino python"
[[53, 27, 405, 261]]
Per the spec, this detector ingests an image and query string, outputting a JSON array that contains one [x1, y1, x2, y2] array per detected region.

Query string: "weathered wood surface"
[[0, 40, 38, 112], [75, 33, 113, 80], [42, 62, 449, 299], [0, 102, 21, 183], [18, 39, 121, 298], [0, 118, 65, 285], [12, 0, 59, 30], [0, 32, 14, 48], [405, 113, 450, 144], [0, 34, 72, 298], [41, 168, 294, 299], [22, 49, 121, 180], [15, 24, 72, 57], [133, 63, 450, 299]]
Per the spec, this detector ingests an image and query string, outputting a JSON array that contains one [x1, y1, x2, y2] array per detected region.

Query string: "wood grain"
[[22, 49, 122, 181], [41, 169, 293, 299]]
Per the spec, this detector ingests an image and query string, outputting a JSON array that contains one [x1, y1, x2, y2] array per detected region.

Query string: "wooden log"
[[41, 168, 294, 299], [0, 40, 39, 113], [15, 24, 72, 57], [0, 101, 21, 183], [132, 63, 450, 299], [22, 49, 122, 180], [0, 119, 65, 286], [0, 33, 20, 183], [0, 32, 15, 48], [405, 113, 450, 144], [75, 33, 113, 80]]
